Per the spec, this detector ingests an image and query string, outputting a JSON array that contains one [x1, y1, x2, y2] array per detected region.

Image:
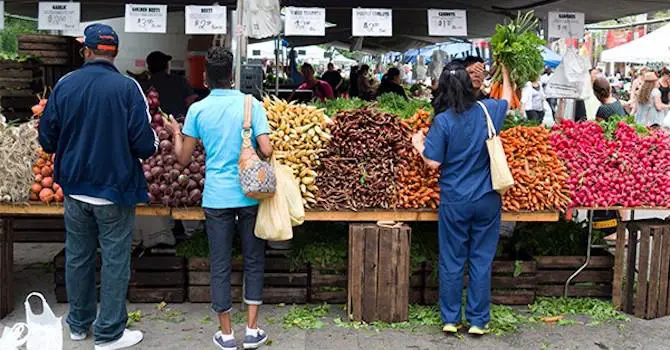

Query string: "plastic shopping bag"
[[276, 162, 305, 227], [254, 160, 297, 241], [25, 292, 62, 350], [545, 48, 591, 100], [0, 323, 28, 350]]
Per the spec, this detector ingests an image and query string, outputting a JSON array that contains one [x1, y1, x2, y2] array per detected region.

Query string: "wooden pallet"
[[0, 219, 14, 318], [54, 249, 186, 303], [613, 220, 670, 319], [12, 217, 65, 243], [422, 260, 537, 305], [187, 250, 309, 304], [535, 255, 614, 298]]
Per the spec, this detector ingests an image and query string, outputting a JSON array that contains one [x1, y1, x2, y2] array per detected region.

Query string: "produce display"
[[395, 109, 440, 209], [0, 119, 41, 203], [489, 11, 545, 109], [30, 149, 63, 203], [316, 108, 405, 210], [500, 126, 571, 212], [263, 97, 331, 207], [551, 118, 670, 207], [142, 88, 205, 207]]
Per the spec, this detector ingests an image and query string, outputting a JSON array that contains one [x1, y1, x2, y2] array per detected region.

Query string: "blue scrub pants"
[[438, 191, 502, 327]]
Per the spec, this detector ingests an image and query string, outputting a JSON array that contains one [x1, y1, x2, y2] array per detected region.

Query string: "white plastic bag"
[[25, 292, 62, 350], [545, 49, 591, 100], [254, 160, 296, 241], [0, 323, 28, 350], [245, 0, 281, 39], [276, 163, 305, 227]]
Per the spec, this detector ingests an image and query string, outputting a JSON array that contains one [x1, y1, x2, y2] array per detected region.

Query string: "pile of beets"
[[550, 120, 670, 208], [143, 88, 204, 206]]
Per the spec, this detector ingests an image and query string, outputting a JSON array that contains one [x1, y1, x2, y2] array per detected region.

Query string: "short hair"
[[360, 64, 370, 73], [592, 77, 611, 102], [463, 56, 484, 67], [205, 47, 234, 88], [301, 63, 314, 72], [327, 62, 334, 69]]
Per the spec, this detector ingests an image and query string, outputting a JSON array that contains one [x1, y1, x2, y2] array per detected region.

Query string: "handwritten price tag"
[[185, 5, 227, 35], [125, 4, 167, 33], [548, 12, 584, 39], [352, 8, 392, 37], [285, 7, 325, 36], [428, 9, 467, 36], [38, 2, 80, 31]]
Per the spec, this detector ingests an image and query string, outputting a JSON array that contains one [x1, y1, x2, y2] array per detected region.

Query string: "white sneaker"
[[94, 329, 144, 350], [70, 330, 87, 341]]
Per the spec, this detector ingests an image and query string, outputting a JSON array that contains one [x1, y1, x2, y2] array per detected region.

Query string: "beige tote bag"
[[477, 101, 514, 195]]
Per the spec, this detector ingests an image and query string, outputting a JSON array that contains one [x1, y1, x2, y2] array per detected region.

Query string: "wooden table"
[[0, 203, 558, 318]]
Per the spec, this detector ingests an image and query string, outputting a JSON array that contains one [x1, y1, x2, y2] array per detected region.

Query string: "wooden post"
[[0, 218, 14, 318], [635, 225, 650, 318], [612, 223, 627, 309], [348, 223, 410, 323]]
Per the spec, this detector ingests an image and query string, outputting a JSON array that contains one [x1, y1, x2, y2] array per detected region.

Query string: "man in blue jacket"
[[39, 23, 157, 350]]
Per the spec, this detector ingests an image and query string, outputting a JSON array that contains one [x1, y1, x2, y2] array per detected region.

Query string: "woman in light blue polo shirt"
[[413, 61, 513, 336], [166, 48, 272, 350]]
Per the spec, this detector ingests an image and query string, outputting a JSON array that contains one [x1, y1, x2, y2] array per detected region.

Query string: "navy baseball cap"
[[81, 23, 119, 52]]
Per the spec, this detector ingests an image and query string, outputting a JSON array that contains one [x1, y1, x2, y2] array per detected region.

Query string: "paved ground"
[[3, 243, 670, 350]]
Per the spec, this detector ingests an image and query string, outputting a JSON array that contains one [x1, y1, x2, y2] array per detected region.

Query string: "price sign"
[[185, 5, 227, 35], [428, 9, 467, 36], [38, 2, 80, 31], [548, 12, 584, 39], [0, 2, 4, 30], [125, 4, 167, 33], [352, 8, 392, 37], [284, 7, 325, 36]]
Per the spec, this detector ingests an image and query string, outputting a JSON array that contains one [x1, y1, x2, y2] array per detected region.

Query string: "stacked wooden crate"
[[0, 59, 41, 122], [18, 34, 83, 89], [54, 249, 186, 303], [535, 255, 614, 298]]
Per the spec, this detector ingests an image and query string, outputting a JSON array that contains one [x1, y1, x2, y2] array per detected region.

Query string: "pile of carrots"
[[30, 149, 63, 204], [395, 109, 441, 209], [500, 126, 571, 212]]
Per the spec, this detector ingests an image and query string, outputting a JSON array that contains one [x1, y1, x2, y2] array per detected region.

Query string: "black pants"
[[526, 110, 545, 123]]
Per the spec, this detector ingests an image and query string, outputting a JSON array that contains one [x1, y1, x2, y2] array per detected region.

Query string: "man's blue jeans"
[[63, 197, 135, 344]]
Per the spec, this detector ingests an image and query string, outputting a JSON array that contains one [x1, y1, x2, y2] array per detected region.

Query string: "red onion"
[[192, 173, 203, 182], [150, 167, 163, 178], [186, 179, 198, 191], [199, 178, 205, 188], [149, 183, 160, 196], [177, 174, 189, 187], [158, 129, 170, 141], [144, 171, 153, 182], [143, 164, 151, 172], [159, 140, 172, 154], [169, 169, 180, 181], [200, 165, 205, 175], [152, 113, 164, 126], [188, 162, 200, 174]]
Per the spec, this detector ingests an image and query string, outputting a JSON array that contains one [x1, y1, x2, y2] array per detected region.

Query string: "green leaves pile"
[[503, 109, 542, 130], [312, 97, 366, 117], [375, 93, 433, 119], [491, 11, 546, 87], [599, 115, 649, 140]]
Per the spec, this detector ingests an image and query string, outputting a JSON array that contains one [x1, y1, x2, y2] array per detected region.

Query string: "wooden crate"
[[18, 35, 82, 67], [12, 217, 65, 243], [0, 59, 42, 122], [422, 260, 537, 305], [535, 254, 614, 298], [612, 220, 670, 319], [54, 249, 186, 303], [187, 250, 309, 304], [310, 264, 347, 303], [348, 224, 411, 323], [0, 219, 15, 319]]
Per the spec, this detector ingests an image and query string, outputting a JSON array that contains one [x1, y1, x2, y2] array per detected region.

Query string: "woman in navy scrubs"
[[413, 61, 513, 335]]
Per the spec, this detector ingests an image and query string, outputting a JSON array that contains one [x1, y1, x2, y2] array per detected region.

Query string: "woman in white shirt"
[[633, 72, 670, 127]]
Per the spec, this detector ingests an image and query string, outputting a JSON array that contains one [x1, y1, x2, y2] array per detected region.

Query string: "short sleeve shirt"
[[424, 99, 508, 204], [182, 89, 270, 209]]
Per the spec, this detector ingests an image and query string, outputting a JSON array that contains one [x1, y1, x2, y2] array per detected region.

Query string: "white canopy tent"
[[600, 23, 670, 64]]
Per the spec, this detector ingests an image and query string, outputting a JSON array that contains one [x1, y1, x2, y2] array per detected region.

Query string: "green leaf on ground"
[[281, 304, 330, 330]]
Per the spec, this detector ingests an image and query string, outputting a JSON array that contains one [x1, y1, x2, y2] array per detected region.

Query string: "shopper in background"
[[659, 67, 670, 104], [298, 63, 334, 101], [321, 62, 343, 97], [357, 64, 375, 101], [39, 23, 155, 350], [593, 77, 626, 121], [633, 72, 670, 127], [348, 65, 360, 98], [377, 67, 407, 99], [412, 61, 514, 336], [521, 80, 545, 123], [165, 47, 272, 350], [143, 51, 198, 118]]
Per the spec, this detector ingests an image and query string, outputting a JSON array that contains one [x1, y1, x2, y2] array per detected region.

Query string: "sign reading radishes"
[[548, 12, 584, 39], [125, 4, 168, 33], [284, 7, 326, 36], [427, 9, 467, 36], [185, 5, 227, 35], [38, 2, 80, 31], [352, 8, 392, 37]]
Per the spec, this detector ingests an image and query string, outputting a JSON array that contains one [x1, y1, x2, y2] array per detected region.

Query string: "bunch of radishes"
[[550, 120, 670, 208], [143, 88, 204, 206]]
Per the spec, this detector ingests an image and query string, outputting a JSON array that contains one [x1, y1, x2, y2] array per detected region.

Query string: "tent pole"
[[234, 0, 244, 89], [275, 34, 280, 95]]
